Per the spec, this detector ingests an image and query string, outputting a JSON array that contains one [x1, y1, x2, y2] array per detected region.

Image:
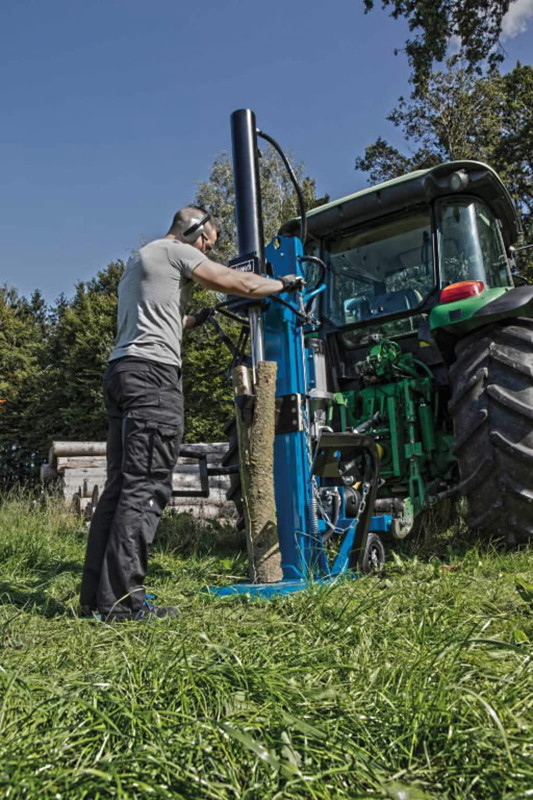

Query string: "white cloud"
[[501, 0, 533, 39]]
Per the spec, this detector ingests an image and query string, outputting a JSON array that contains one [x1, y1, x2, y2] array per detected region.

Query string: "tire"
[[361, 532, 385, 574], [449, 318, 533, 545]]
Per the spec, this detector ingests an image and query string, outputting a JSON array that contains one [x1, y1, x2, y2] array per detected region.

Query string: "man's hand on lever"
[[184, 307, 213, 329]]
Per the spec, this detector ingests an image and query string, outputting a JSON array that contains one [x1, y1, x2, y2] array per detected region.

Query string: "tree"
[[354, 61, 532, 255], [0, 262, 125, 486], [494, 63, 533, 228], [194, 147, 324, 263], [0, 287, 48, 483], [38, 262, 124, 444], [355, 60, 503, 179], [362, 0, 514, 91], [354, 137, 429, 185]]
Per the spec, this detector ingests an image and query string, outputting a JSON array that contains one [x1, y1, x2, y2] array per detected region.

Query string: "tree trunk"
[[233, 361, 282, 583]]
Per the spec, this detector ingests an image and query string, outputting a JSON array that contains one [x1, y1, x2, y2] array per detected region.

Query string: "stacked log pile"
[[41, 441, 235, 521]]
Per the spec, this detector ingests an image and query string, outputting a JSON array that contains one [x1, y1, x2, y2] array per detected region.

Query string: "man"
[[79, 206, 303, 621]]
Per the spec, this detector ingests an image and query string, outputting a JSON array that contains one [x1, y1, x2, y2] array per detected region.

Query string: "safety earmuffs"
[[181, 212, 211, 243]]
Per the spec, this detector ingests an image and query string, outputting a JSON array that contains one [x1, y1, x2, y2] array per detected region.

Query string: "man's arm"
[[191, 259, 284, 298]]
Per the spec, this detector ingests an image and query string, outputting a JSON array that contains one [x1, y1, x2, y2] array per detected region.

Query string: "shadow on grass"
[[395, 497, 529, 563], [148, 562, 174, 580], [0, 572, 81, 619], [153, 512, 246, 558], [0, 549, 83, 617]]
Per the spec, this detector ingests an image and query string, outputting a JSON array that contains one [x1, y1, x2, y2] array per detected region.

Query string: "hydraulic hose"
[[256, 128, 307, 246], [298, 255, 328, 313]]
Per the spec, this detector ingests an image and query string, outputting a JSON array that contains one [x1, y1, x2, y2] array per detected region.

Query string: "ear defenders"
[[181, 212, 211, 243]]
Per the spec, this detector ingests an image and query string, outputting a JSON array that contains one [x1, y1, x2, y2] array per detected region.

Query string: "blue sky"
[[1, 0, 532, 302]]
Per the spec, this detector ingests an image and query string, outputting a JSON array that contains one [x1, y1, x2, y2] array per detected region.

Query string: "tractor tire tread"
[[487, 384, 533, 419], [456, 454, 494, 495], [490, 429, 533, 463], [448, 367, 487, 412], [450, 318, 533, 544], [452, 409, 488, 454]]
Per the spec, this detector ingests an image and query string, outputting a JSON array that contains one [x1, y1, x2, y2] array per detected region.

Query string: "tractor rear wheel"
[[449, 318, 533, 545]]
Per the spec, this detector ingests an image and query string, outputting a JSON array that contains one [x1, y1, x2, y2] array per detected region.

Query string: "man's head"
[[166, 206, 217, 255]]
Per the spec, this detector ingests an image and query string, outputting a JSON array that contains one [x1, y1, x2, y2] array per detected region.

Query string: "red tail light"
[[440, 280, 484, 304]]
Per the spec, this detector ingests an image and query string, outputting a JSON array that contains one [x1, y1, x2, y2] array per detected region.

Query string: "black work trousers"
[[79, 357, 183, 618]]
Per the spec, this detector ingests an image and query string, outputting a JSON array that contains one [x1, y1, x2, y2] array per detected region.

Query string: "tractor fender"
[[430, 285, 533, 363], [472, 285, 533, 321]]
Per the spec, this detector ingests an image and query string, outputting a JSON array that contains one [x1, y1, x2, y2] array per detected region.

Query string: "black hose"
[[256, 128, 307, 246], [216, 307, 251, 326], [298, 255, 328, 313], [214, 297, 254, 317], [298, 255, 327, 286]]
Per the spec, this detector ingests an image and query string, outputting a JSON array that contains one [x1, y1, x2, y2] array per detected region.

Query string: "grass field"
[[0, 493, 532, 799]]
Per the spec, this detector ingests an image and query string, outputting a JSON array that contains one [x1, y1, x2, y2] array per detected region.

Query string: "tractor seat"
[[369, 289, 422, 316]]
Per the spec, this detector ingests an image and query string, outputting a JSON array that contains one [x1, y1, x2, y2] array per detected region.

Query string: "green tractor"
[[276, 159, 533, 546]]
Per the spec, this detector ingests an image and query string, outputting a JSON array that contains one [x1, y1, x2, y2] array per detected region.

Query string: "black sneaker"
[[103, 595, 179, 622], [134, 593, 178, 620], [133, 604, 179, 620], [100, 592, 179, 622]]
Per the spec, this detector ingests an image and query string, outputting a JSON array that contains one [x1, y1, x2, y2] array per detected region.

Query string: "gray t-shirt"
[[109, 238, 207, 368]]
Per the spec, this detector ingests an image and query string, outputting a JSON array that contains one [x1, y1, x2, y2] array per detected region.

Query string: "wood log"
[[166, 501, 234, 519], [168, 491, 229, 506], [233, 362, 282, 584], [61, 468, 107, 483], [172, 476, 230, 492], [49, 441, 106, 465], [56, 456, 107, 472], [46, 440, 235, 520], [62, 473, 106, 497], [49, 440, 227, 467]]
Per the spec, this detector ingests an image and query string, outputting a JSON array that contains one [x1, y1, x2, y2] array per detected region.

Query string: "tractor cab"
[[281, 160, 519, 353]]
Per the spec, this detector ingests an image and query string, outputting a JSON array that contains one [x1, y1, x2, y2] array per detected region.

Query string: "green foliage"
[[0, 288, 48, 483], [1, 494, 532, 797], [494, 63, 533, 234], [195, 147, 325, 263], [0, 264, 124, 484], [362, 0, 511, 91], [40, 262, 124, 443], [355, 60, 533, 273], [181, 286, 236, 443], [356, 60, 510, 178]]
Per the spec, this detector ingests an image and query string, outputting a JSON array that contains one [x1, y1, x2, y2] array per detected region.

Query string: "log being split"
[[233, 361, 282, 584]]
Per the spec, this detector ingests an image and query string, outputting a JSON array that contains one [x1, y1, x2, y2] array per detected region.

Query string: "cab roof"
[[279, 160, 520, 247]]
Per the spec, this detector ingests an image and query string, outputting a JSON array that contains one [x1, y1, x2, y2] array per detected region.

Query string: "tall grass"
[[0, 492, 531, 799]]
